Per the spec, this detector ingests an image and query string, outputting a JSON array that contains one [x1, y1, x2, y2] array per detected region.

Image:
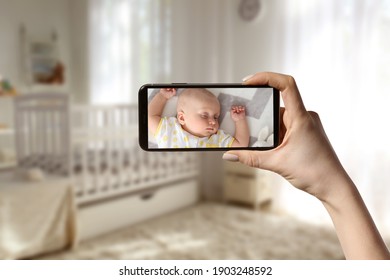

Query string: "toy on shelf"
[[0, 74, 18, 96]]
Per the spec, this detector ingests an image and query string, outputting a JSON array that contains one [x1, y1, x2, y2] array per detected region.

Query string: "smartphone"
[[139, 83, 279, 151]]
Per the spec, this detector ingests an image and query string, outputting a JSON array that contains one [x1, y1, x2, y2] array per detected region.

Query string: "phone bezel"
[[138, 83, 280, 151]]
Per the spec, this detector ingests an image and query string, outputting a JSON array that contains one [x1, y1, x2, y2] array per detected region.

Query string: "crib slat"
[[13, 97, 200, 205]]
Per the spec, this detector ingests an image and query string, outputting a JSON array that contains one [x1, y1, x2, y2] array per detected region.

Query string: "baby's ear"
[[177, 111, 186, 125]]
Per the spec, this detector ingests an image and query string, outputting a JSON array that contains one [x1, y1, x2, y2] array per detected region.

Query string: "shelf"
[[0, 95, 15, 98], [0, 129, 14, 135]]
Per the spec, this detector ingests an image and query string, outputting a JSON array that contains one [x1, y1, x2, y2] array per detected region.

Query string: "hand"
[[223, 72, 390, 260], [230, 105, 246, 122], [223, 72, 348, 202], [159, 88, 176, 99]]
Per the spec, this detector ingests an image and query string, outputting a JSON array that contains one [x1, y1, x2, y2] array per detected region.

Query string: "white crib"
[[0, 92, 201, 257], [13, 93, 200, 205]]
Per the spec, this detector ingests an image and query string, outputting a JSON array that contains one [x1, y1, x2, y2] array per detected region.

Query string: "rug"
[[35, 202, 344, 260]]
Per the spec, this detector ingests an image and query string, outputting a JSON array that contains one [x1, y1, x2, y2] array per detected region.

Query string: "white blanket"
[[0, 171, 77, 259]]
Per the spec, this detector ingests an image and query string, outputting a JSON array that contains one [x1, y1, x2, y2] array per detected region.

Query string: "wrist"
[[315, 167, 357, 208], [158, 92, 170, 100], [233, 117, 246, 123]]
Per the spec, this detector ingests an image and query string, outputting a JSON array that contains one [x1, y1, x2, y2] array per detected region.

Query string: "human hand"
[[223, 72, 349, 202], [230, 105, 246, 122], [226, 72, 390, 260], [159, 88, 176, 99]]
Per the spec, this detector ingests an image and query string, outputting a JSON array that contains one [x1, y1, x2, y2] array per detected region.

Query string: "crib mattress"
[[0, 171, 77, 259]]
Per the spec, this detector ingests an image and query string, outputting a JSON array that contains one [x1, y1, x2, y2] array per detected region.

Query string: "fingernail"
[[242, 74, 254, 82], [222, 153, 239, 162]]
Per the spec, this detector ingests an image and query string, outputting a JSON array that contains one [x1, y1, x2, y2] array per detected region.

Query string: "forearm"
[[148, 93, 168, 118], [321, 173, 390, 259], [232, 119, 250, 147], [148, 93, 168, 134]]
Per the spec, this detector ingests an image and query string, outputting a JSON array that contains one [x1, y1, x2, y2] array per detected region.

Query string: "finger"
[[243, 72, 306, 117], [243, 71, 293, 91], [279, 107, 287, 143], [222, 150, 274, 171]]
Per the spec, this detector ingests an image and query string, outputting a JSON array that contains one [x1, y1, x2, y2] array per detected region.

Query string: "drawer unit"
[[223, 162, 272, 209], [79, 179, 199, 240]]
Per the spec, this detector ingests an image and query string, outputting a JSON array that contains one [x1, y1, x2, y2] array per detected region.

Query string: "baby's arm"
[[230, 106, 250, 147], [148, 88, 176, 135]]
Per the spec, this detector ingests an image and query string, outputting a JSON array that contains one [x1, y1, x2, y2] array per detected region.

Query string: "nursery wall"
[[0, 0, 73, 93], [0, 0, 90, 152], [0, 0, 73, 152]]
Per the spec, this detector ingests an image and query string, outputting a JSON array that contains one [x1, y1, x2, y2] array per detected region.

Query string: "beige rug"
[[36, 202, 344, 260]]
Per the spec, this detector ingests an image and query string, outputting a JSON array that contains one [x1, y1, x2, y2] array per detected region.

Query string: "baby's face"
[[180, 97, 220, 137]]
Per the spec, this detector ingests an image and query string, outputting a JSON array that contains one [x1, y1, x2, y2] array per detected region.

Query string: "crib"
[[13, 93, 200, 206], [8, 93, 200, 249]]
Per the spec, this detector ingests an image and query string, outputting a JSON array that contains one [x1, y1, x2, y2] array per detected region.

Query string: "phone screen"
[[139, 84, 279, 151]]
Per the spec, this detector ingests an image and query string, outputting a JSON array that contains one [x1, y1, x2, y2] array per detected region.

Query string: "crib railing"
[[14, 93, 72, 175], [14, 93, 200, 205]]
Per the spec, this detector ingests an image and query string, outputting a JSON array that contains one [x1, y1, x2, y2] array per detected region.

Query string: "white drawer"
[[224, 174, 271, 207], [224, 161, 257, 176], [79, 180, 199, 240], [224, 175, 256, 203]]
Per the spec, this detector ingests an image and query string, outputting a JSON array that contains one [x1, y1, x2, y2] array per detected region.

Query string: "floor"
[[35, 202, 344, 260]]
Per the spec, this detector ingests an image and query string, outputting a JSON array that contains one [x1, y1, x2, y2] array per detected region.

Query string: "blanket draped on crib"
[[0, 172, 77, 259]]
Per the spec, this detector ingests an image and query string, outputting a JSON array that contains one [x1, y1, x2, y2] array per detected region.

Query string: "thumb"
[[222, 150, 273, 171]]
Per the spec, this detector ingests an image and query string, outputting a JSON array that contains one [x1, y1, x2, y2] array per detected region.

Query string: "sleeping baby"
[[148, 88, 249, 148]]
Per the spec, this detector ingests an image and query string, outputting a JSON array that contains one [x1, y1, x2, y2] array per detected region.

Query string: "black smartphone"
[[139, 83, 279, 151]]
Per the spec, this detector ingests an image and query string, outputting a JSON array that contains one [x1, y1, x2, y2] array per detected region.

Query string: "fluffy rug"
[[36, 202, 344, 260]]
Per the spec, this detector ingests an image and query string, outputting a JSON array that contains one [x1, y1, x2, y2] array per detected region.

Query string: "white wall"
[[68, 0, 89, 103], [170, 0, 286, 81], [170, 0, 232, 83], [0, 0, 75, 152], [229, 0, 286, 78], [0, 0, 91, 159], [0, 0, 72, 92], [0, 0, 91, 101]]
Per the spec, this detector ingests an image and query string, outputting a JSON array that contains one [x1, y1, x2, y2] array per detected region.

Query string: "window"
[[88, 0, 172, 104], [282, 0, 390, 232]]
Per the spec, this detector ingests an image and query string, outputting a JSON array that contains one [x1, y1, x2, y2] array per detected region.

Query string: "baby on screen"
[[148, 88, 249, 148]]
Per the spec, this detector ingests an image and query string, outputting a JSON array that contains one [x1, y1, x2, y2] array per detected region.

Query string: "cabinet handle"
[[140, 192, 155, 200]]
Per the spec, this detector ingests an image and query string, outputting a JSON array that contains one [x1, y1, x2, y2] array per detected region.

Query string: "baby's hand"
[[159, 88, 176, 99], [230, 105, 246, 122]]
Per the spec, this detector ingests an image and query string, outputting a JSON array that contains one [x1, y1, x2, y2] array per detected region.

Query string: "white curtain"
[[281, 0, 390, 233], [88, 0, 172, 104]]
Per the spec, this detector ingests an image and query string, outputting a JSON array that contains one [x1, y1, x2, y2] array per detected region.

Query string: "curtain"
[[281, 0, 390, 233], [88, 0, 172, 104]]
